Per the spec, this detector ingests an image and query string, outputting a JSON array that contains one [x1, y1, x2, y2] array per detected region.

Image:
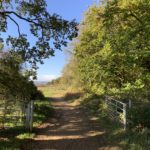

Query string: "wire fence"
[[0, 100, 33, 131]]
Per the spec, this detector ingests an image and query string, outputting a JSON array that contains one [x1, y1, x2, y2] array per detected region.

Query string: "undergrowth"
[[80, 93, 150, 150], [0, 85, 55, 150]]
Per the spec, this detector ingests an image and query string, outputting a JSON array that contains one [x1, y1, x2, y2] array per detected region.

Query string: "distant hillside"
[[34, 81, 48, 86]]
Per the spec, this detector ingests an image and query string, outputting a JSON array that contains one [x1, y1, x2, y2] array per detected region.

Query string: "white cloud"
[[37, 74, 58, 82]]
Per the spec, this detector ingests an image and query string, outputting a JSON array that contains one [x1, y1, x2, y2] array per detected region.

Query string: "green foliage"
[[16, 132, 35, 139], [128, 104, 150, 128], [0, 127, 35, 150], [81, 94, 102, 114], [73, 0, 150, 101], [33, 99, 54, 127], [81, 94, 150, 149], [0, 52, 44, 102], [64, 92, 82, 101], [98, 100, 108, 118], [58, 0, 150, 135], [0, 0, 78, 70], [61, 56, 81, 88], [0, 85, 54, 150], [47, 77, 61, 86]]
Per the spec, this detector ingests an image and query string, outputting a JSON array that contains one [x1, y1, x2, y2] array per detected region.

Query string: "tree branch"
[[6, 15, 21, 36], [0, 11, 44, 29], [129, 10, 143, 25]]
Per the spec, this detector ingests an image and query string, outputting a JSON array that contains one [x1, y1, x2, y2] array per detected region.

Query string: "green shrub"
[[64, 92, 82, 101], [34, 102, 53, 118], [81, 94, 105, 114], [128, 104, 150, 128], [98, 100, 108, 118], [33, 100, 54, 126]]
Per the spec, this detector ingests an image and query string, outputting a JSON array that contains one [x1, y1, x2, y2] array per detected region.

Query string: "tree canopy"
[[0, 51, 44, 102], [65, 0, 150, 102], [0, 0, 78, 70]]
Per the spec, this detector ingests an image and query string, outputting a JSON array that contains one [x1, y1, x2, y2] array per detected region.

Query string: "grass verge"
[[80, 94, 150, 150], [33, 99, 54, 127], [0, 86, 55, 150]]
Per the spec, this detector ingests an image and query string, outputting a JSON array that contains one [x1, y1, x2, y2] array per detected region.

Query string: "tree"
[[0, 0, 78, 71], [0, 51, 44, 102], [73, 0, 150, 101], [61, 55, 80, 88]]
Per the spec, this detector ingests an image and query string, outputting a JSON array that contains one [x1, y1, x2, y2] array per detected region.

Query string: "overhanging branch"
[[129, 10, 143, 25], [0, 11, 45, 29], [6, 15, 21, 36]]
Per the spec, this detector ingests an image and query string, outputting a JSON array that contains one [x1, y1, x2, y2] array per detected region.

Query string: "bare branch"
[[6, 15, 21, 36], [0, 11, 45, 29], [129, 10, 143, 25]]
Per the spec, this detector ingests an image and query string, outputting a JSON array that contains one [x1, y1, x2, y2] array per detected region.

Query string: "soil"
[[23, 97, 116, 150]]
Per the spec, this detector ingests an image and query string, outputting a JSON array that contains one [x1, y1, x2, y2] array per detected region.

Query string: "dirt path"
[[24, 97, 109, 150]]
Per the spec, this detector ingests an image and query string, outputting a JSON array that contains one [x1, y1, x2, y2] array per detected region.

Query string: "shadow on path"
[[22, 97, 118, 150]]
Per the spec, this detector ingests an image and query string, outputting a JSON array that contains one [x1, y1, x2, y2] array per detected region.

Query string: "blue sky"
[[2, 0, 97, 82], [37, 0, 96, 82]]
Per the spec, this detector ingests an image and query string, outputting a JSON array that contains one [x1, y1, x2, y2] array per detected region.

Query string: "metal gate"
[[105, 97, 127, 129]]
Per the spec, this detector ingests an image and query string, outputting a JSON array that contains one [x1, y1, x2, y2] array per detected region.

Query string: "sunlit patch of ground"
[[24, 96, 121, 150]]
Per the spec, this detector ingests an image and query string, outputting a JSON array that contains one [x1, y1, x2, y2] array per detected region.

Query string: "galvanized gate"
[[105, 97, 127, 129]]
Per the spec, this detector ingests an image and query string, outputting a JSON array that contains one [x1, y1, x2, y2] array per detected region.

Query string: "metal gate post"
[[123, 103, 127, 130]]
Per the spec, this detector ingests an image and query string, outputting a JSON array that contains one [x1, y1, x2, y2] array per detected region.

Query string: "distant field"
[[38, 85, 66, 97]]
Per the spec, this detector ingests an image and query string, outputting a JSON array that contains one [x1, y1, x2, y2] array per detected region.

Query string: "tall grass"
[[80, 94, 150, 150]]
